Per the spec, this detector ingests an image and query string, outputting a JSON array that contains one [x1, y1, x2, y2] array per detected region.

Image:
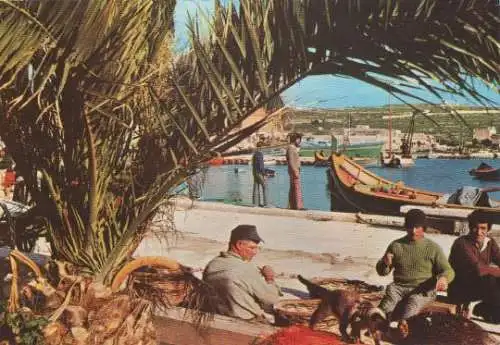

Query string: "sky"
[[174, 0, 499, 109]]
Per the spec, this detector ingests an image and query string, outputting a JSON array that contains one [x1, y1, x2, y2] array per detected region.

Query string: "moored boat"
[[327, 154, 500, 223], [299, 140, 384, 159], [469, 162, 500, 181], [379, 153, 415, 168], [313, 150, 329, 167]]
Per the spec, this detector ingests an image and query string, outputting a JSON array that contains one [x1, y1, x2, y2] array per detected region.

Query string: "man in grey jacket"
[[203, 224, 281, 321]]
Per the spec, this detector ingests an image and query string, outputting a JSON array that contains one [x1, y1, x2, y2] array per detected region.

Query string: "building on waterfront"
[[230, 97, 291, 151], [329, 125, 436, 153], [473, 126, 497, 142], [490, 134, 500, 149]]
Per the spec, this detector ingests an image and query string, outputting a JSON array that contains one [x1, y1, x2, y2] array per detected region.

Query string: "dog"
[[348, 301, 389, 345], [298, 275, 389, 345]]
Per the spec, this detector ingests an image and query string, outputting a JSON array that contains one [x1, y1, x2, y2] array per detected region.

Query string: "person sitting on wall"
[[376, 209, 455, 327], [448, 210, 500, 323], [203, 224, 281, 322]]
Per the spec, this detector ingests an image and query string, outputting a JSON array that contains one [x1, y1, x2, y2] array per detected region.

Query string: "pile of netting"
[[401, 312, 497, 345], [255, 325, 347, 345]]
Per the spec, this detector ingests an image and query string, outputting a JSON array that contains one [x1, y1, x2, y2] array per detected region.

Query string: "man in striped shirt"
[[286, 133, 303, 210]]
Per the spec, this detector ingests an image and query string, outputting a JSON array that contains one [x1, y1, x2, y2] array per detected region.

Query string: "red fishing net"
[[256, 325, 346, 345]]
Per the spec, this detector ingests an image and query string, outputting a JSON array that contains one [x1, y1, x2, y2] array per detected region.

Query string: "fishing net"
[[256, 325, 346, 345], [401, 312, 497, 345], [274, 299, 339, 333], [311, 277, 384, 303]]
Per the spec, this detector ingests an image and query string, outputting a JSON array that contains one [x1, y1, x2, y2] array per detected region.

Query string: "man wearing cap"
[[376, 209, 455, 322], [448, 210, 500, 323], [286, 133, 304, 210], [203, 224, 281, 321]]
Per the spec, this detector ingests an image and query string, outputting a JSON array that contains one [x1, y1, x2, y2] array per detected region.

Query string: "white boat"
[[381, 154, 415, 168]]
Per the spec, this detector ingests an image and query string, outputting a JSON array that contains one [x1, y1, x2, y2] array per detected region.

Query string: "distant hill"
[[287, 104, 500, 143]]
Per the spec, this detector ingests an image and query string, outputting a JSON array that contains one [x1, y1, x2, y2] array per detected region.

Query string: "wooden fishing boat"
[[313, 150, 329, 167], [469, 162, 500, 181], [327, 154, 500, 223]]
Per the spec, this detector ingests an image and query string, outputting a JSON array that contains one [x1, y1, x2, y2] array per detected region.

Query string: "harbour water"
[[198, 159, 500, 211]]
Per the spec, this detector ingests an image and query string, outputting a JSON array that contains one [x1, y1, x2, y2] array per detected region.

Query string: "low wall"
[[170, 197, 359, 223], [155, 308, 275, 345], [169, 197, 500, 234]]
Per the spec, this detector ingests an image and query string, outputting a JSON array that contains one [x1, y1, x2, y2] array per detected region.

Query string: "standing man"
[[376, 209, 455, 323], [203, 224, 281, 322], [286, 132, 303, 210], [252, 142, 267, 207], [448, 210, 500, 323]]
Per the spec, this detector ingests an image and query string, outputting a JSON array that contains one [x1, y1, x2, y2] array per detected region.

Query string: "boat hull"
[[327, 169, 420, 215], [300, 142, 383, 159], [381, 155, 415, 168], [469, 169, 500, 181], [327, 154, 500, 224]]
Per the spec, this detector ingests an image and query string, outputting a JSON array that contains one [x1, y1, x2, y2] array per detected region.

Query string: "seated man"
[[376, 209, 455, 322], [448, 210, 500, 323], [203, 224, 281, 321]]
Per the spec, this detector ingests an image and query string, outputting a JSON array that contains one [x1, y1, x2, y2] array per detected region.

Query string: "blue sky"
[[174, 1, 499, 109]]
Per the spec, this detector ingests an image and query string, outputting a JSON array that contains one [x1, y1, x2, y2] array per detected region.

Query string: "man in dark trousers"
[[251, 142, 267, 207], [448, 210, 500, 323]]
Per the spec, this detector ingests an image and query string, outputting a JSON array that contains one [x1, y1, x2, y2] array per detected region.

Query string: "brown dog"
[[298, 275, 389, 344], [348, 301, 389, 345]]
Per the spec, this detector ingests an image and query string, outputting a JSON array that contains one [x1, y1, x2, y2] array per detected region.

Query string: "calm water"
[[198, 159, 500, 211]]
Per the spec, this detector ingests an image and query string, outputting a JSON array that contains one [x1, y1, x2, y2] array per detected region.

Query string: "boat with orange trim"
[[327, 154, 500, 223]]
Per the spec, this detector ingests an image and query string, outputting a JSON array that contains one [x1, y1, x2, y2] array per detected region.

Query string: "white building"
[[491, 134, 500, 148], [473, 126, 497, 142]]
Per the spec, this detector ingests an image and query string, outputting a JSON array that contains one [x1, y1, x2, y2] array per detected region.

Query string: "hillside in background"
[[288, 105, 500, 143]]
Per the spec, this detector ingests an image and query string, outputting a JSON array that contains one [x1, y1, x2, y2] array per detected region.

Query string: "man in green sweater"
[[376, 209, 455, 322]]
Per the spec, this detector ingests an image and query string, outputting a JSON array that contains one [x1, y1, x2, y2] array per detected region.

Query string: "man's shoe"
[[472, 302, 499, 323], [397, 320, 410, 339]]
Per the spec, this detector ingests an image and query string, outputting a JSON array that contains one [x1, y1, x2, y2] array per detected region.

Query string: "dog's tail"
[[297, 275, 330, 299]]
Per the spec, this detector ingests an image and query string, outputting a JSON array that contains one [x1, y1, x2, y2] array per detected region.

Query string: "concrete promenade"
[[134, 199, 500, 341]]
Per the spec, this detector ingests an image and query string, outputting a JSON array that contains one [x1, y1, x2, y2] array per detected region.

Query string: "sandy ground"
[[134, 205, 500, 342]]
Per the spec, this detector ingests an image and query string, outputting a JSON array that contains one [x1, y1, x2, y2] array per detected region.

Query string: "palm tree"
[[0, 0, 498, 342], [192, 0, 498, 127]]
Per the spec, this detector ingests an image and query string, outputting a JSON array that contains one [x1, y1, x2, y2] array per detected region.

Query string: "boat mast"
[[343, 112, 351, 152], [388, 94, 392, 156]]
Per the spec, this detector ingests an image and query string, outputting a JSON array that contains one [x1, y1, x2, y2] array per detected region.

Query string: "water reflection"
[[199, 159, 500, 211]]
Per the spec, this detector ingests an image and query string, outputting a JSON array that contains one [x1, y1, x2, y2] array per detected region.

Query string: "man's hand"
[[260, 265, 275, 283], [435, 276, 448, 291], [383, 252, 394, 266]]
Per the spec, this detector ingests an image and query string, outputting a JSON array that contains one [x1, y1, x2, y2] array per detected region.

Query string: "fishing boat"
[[327, 154, 500, 222], [469, 162, 500, 181], [380, 105, 415, 168], [313, 150, 329, 167], [300, 139, 384, 159]]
